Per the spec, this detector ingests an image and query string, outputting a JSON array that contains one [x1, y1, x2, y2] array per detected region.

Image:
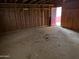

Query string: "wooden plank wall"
[[61, 0, 79, 31], [0, 4, 51, 33]]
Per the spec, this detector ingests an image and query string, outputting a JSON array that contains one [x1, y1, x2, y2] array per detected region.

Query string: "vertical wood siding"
[[61, 0, 79, 31], [0, 7, 51, 33]]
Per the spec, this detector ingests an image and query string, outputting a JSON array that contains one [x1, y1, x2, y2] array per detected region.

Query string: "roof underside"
[[0, 0, 63, 6]]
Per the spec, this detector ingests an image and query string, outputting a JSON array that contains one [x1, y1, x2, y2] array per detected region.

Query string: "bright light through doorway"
[[56, 7, 62, 26]]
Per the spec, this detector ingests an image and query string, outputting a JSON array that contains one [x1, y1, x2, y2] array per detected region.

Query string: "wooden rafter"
[[36, 0, 45, 4], [0, 0, 63, 6], [28, 0, 37, 4], [35, 0, 53, 4], [16, 0, 23, 3], [31, 0, 40, 4], [23, 0, 28, 3], [24, 0, 32, 3]]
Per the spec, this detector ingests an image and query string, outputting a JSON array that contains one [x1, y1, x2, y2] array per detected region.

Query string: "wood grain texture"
[[0, 5, 51, 33], [61, 0, 79, 31]]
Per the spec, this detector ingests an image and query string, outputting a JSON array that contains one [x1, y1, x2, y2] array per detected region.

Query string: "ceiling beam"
[[24, 0, 32, 3], [36, 0, 45, 4], [16, 0, 23, 3], [27, 0, 38, 3], [38, 0, 53, 4], [36, 0, 54, 4], [0, 3, 54, 8], [23, 0, 28, 3], [0, 0, 63, 5], [30, 0, 40, 4]]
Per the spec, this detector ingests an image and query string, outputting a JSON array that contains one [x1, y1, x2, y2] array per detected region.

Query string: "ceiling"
[[0, 0, 63, 6]]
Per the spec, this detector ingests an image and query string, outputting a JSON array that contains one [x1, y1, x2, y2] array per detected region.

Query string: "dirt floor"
[[0, 27, 79, 59]]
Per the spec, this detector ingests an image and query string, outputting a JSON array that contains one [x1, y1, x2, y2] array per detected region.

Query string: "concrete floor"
[[0, 27, 79, 59]]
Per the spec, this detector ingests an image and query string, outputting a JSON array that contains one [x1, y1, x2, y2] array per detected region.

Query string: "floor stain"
[[26, 54, 32, 59]]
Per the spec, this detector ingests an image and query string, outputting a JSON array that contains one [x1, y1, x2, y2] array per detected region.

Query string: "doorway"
[[56, 7, 62, 26], [51, 7, 62, 26]]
